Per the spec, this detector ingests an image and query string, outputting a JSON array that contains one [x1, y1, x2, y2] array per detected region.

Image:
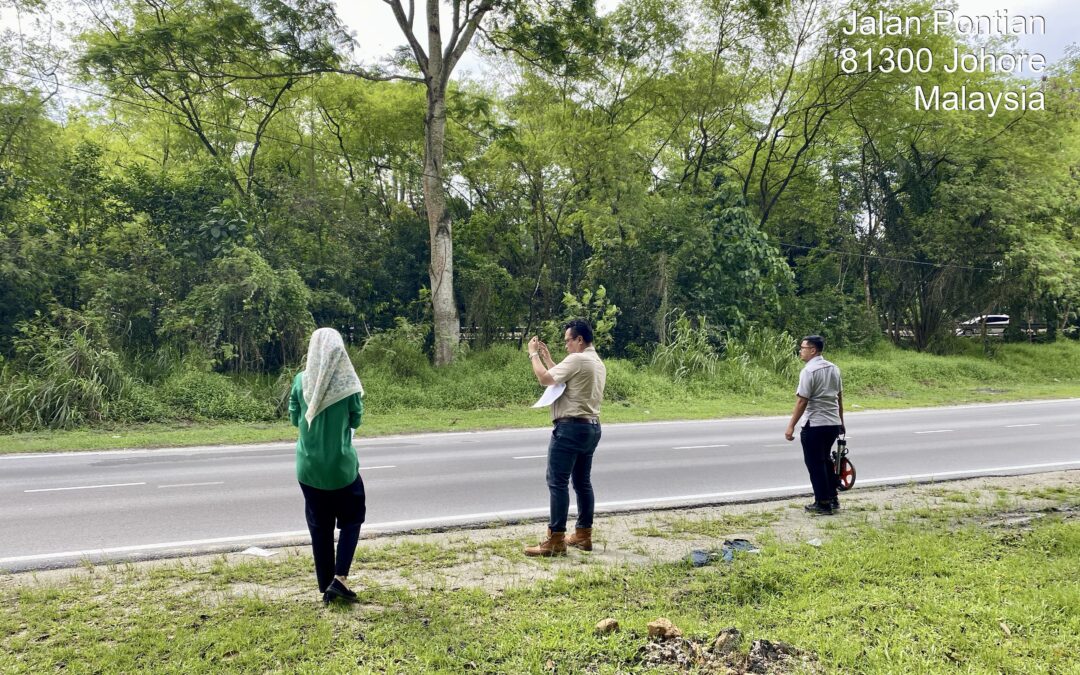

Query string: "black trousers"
[[800, 424, 841, 504], [546, 421, 602, 532], [298, 475, 366, 593]]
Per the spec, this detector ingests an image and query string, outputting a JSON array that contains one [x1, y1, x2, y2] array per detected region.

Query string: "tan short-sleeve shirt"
[[546, 346, 606, 420]]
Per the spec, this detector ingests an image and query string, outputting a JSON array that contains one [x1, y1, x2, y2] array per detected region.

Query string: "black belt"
[[553, 416, 599, 425]]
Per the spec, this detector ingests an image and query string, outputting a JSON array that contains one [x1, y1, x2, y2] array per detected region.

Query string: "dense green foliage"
[[2, 0, 1079, 430]]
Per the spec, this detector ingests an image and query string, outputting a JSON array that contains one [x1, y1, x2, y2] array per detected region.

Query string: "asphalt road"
[[1, 399, 1077, 571]]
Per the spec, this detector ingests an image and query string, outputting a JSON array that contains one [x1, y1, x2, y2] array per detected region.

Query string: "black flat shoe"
[[324, 578, 359, 604], [804, 502, 834, 516]]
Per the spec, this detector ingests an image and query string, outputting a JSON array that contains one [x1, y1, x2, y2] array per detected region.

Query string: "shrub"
[[0, 309, 130, 431], [163, 247, 313, 373], [109, 381, 175, 423], [359, 317, 433, 380], [783, 293, 882, 352], [542, 286, 620, 352], [161, 369, 274, 421]]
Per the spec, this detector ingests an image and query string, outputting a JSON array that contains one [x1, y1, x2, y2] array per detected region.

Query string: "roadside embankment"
[[3, 470, 1077, 672]]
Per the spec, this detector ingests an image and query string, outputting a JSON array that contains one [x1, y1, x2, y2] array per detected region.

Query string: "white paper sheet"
[[239, 547, 277, 558], [531, 383, 566, 408]]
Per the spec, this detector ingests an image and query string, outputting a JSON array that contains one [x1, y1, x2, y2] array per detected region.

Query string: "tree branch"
[[384, 0, 429, 74]]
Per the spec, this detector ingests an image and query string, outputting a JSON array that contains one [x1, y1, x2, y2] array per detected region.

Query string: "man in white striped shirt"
[[785, 335, 846, 515]]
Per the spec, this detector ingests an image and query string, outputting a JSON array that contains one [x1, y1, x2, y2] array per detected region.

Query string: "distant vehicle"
[[955, 314, 1009, 336]]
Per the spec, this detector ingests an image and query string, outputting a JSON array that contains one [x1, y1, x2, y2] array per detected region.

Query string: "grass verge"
[[2, 476, 1077, 673], [3, 340, 1080, 453]]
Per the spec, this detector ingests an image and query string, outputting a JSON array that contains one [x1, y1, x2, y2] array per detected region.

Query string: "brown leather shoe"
[[524, 529, 567, 557], [565, 527, 592, 551]]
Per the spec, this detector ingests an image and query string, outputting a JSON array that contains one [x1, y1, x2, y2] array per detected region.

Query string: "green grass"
[[3, 504, 1077, 673], [3, 340, 1080, 453], [633, 511, 782, 538]]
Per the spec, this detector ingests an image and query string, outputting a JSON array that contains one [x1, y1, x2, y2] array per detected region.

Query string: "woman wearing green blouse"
[[289, 328, 366, 604]]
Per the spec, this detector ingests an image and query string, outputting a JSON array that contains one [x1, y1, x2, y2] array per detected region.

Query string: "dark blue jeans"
[[800, 424, 841, 504], [299, 475, 366, 593], [546, 422, 602, 532]]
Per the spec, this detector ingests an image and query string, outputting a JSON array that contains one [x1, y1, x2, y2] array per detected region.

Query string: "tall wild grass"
[[3, 311, 1080, 433]]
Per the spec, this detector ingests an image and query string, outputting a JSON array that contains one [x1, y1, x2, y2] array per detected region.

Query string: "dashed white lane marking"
[[512, 455, 546, 460], [359, 465, 396, 470], [6, 458, 1080, 566], [673, 444, 730, 450], [24, 482, 146, 493], [158, 482, 224, 489], [1005, 424, 1039, 428], [914, 430, 954, 434]]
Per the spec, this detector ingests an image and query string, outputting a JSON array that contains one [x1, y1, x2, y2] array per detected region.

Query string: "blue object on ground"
[[689, 539, 758, 567]]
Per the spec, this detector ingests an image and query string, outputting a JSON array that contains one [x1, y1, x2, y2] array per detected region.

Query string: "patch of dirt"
[[634, 626, 822, 674]]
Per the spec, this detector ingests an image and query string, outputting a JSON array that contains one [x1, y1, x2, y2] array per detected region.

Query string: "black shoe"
[[829, 498, 840, 511], [804, 502, 834, 516], [323, 578, 359, 604]]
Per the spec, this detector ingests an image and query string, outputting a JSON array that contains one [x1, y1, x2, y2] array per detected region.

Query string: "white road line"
[[914, 430, 954, 434], [673, 444, 729, 450], [158, 482, 224, 489], [24, 482, 146, 493], [0, 443, 295, 460], [1005, 424, 1039, 428], [6, 458, 1080, 566], [0, 530, 311, 564], [359, 465, 396, 470], [596, 485, 807, 507], [856, 460, 1080, 485], [513, 455, 546, 460]]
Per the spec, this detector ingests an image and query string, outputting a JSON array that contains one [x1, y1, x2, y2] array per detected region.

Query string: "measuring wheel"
[[836, 456, 856, 491]]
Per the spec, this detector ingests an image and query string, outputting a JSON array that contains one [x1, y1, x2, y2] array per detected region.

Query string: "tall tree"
[[377, 0, 603, 363], [379, 0, 494, 365], [79, 0, 600, 365]]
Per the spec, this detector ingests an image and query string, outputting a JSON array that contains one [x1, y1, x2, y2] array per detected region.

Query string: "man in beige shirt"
[[524, 319, 607, 556]]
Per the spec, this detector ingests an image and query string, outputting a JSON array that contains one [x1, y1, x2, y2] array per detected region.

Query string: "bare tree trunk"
[[424, 84, 460, 366]]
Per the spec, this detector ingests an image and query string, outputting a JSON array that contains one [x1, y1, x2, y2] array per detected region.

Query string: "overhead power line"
[[778, 242, 1000, 273]]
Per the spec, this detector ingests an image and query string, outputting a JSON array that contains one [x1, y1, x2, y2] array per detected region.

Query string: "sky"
[[1, 0, 1077, 84], [341, 0, 1079, 75]]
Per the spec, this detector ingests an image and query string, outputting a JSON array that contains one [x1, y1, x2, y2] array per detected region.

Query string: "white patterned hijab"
[[302, 328, 364, 425]]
